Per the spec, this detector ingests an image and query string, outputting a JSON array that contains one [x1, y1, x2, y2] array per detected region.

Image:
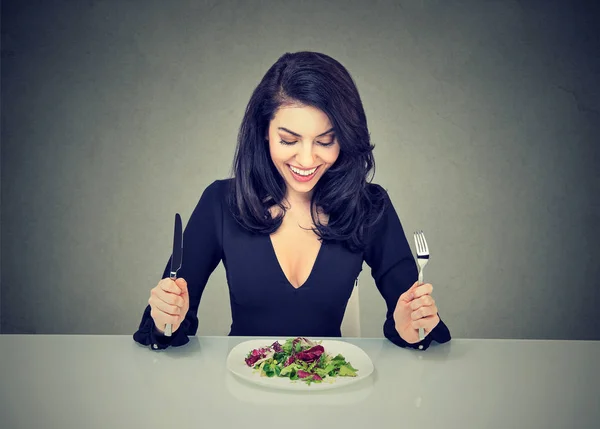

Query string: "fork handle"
[[417, 269, 425, 341]]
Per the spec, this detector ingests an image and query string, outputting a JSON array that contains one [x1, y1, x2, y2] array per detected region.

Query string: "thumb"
[[175, 278, 188, 295], [399, 281, 420, 302]]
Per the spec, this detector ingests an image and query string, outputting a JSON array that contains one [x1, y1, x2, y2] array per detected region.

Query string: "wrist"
[[153, 322, 166, 336]]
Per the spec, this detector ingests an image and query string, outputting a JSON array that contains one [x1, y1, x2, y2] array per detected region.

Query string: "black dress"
[[133, 179, 451, 350]]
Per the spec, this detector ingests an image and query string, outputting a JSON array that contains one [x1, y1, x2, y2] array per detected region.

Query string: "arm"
[[363, 185, 451, 351], [133, 180, 225, 350]]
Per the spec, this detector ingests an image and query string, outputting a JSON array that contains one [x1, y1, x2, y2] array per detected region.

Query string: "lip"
[[287, 164, 320, 183]]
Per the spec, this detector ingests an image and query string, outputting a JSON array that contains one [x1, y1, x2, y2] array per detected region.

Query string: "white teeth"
[[289, 166, 317, 176]]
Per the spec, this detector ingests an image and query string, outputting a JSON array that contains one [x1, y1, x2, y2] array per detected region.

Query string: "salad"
[[244, 337, 358, 385]]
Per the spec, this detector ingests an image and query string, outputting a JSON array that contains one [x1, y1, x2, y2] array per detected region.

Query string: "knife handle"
[[164, 272, 177, 337]]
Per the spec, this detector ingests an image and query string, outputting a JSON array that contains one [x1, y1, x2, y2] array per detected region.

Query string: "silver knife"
[[164, 213, 183, 337]]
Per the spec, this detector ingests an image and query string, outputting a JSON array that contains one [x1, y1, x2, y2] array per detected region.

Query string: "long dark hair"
[[228, 51, 387, 252]]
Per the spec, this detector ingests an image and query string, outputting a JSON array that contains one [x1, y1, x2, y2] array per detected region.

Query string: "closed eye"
[[279, 139, 336, 147], [317, 140, 335, 147]]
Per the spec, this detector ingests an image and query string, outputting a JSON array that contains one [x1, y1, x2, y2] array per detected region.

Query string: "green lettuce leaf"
[[338, 363, 358, 377]]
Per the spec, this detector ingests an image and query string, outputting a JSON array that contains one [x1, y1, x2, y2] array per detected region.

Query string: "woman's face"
[[267, 105, 340, 199]]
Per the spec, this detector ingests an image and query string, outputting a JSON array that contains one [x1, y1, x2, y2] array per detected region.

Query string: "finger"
[[413, 283, 433, 299], [152, 296, 181, 316], [175, 278, 188, 296], [157, 288, 185, 307], [411, 314, 439, 330], [151, 285, 184, 307], [410, 295, 435, 310], [411, 305, 438, 321], [159, 278, 181, 294], [399, 281, 420, 302], [150, 307, 180, 327]]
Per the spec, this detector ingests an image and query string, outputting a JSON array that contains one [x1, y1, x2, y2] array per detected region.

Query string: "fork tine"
[[413, 231, 421, 253], [414, 230, 428, 255], [421, 231, 429, 253], [415, 231, 421, 253]]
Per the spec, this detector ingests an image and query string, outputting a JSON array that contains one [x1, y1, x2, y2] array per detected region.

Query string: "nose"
[[296, 142, 316, 167]]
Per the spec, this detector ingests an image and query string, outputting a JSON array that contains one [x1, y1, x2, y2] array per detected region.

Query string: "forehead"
[[270, 105, 332, 136]]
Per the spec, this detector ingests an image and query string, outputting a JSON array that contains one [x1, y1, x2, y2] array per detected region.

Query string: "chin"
[[284, 174, 320, 195], [288, 177, 315, 189]]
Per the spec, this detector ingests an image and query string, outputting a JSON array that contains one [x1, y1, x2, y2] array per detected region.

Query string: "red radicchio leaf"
[[245, 347, 268, 366], [297, 370, 312, 379], [295, 345, 324, 363], [284, 355, 296, 367]]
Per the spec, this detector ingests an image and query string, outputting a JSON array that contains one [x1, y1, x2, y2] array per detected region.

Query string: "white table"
[[1, 335, 598, 429]]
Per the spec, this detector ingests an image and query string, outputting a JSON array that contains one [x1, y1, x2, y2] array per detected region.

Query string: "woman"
[[133, 51, 451, 351]]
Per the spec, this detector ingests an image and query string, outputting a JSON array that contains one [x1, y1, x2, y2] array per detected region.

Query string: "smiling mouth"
[[287, 164, 320, 182], [289, 165, 318, 175]]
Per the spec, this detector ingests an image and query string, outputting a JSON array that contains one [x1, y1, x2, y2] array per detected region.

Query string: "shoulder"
[[201, 178, 234, 201], [191, 178, 234, 216], [363, 182, 404, 242], [364, 182, 393, 213], [365, 182, 389, 199]]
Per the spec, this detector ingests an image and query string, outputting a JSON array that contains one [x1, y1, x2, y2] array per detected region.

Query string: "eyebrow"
[[278, 127, 335, 138]]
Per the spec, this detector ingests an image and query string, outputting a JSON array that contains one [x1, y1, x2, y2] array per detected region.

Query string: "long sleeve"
[[364, 185, 451, 351], [133, 180, 225, 350]]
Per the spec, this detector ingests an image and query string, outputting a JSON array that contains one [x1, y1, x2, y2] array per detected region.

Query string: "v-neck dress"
[[133, 179, 451, 351], [267, 230, 324, 290]]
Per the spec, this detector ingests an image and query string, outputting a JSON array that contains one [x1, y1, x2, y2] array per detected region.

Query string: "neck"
[[284, 188, 312, 210]]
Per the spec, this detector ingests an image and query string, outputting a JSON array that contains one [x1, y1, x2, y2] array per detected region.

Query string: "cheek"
[[268, 141, 283, 163], [322, 147, 340, 165], [269, 142, 294, 166]]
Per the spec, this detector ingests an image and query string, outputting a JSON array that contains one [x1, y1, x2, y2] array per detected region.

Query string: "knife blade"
[[164, 213, 183, 337]]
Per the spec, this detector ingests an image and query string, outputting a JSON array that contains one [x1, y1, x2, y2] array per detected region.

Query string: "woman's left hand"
[[393, 281, 440, 344]]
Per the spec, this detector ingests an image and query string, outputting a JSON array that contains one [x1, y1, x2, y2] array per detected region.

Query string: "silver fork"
[[413, 230, 430, 342]]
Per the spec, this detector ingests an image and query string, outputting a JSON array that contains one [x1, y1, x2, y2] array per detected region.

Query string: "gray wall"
[[0, 38, 2, 331], [1, 0, 599, 339], [0, 40, 4, 334]]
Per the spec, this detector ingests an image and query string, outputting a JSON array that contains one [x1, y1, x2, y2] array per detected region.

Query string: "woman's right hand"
[[148, 277, 189, 335]]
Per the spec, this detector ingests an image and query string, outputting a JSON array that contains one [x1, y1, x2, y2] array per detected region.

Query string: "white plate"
[[226, 338, 374, 391], [225, 372, 375, 405]]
